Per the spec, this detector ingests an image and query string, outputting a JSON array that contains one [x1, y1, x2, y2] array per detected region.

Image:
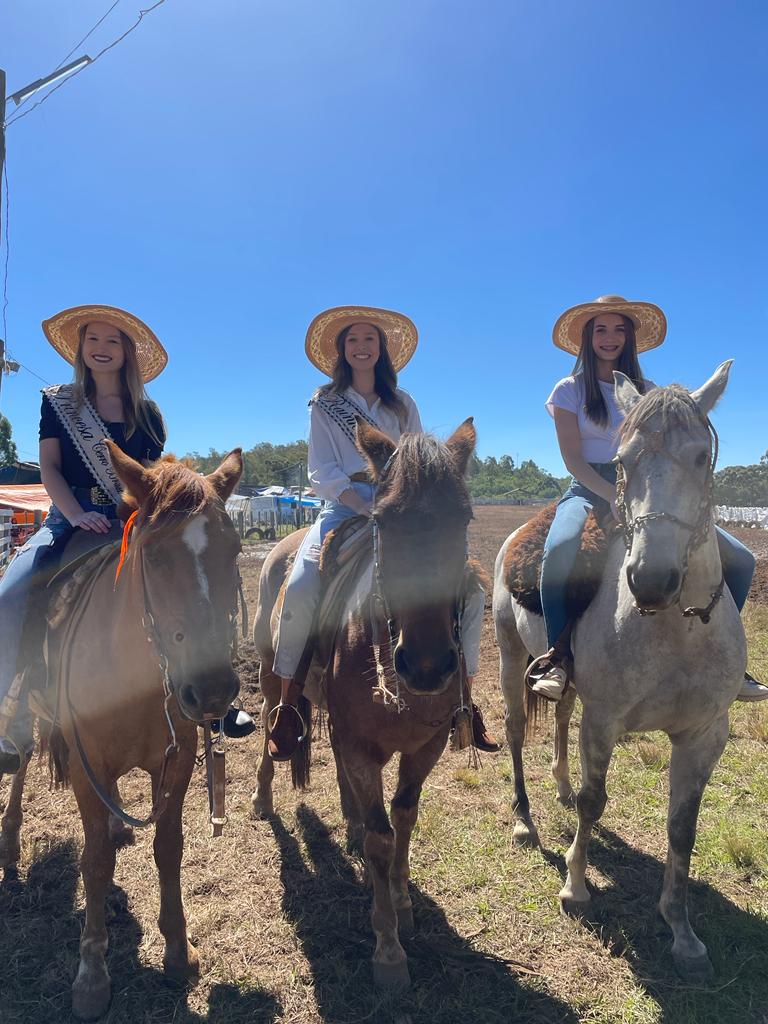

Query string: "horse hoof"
[[372, 959, 411, 990], [250, 794, 274, 819], [673, 951, 714, 984], [557, 790, 576, 810], [397, 906, 415, 939], [560, 896, 593, 921], [164, 942, 200, 985], [512, 822, 540, 848], [72, 976, 111, 1021], [108, 820, 135, 849]]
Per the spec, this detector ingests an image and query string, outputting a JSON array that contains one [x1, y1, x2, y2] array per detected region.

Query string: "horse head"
[[357, 417, 476, 696], [107, 442, 244, 722], [614, 361, 731, 612]]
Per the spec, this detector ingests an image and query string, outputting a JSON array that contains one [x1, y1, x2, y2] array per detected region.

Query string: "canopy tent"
[[0, 485, 52, 514]]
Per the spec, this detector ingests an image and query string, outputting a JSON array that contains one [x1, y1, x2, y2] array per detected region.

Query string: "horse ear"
[[613, 372, 642, 416], [105, 439, 152, 504], [690, 360, 733, 416], [445, 417, 476, 476], [356, 420, 396, 481], [206, 448, 244, 502]]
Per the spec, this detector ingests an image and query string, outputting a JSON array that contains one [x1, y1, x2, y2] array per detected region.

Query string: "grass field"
[[1, 507, 767, 1024]]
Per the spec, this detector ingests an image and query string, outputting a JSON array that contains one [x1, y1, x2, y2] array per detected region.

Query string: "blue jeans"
[[0, 499, 117, 751], [540, 464, 755, 647]]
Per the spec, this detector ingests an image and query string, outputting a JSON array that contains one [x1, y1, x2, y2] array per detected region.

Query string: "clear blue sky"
[[3, 0, 767, 475]]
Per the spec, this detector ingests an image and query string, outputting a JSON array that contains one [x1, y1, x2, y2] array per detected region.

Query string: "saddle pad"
[[503, 503, 610, 618]]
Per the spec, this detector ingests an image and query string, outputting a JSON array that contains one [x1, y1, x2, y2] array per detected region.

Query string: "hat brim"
[[42, 305, 168, 383], [305, 306, 418, 376], [553, 300, 667, 355]]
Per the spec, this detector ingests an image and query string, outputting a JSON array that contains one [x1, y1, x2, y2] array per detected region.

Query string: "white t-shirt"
[[545, 374, 655, 463], [308, 386, 423, 501]]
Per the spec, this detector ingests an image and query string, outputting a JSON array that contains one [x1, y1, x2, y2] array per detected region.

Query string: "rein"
[[615, 410, 724, 624]]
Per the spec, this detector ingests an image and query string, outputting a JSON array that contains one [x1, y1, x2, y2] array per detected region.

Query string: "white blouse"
[[546, 373, 655, 463], [308, 386, 423, 501]]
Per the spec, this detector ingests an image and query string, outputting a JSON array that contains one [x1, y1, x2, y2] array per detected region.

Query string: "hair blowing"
[[573, 315, 647, 425], [74, 325, 165, 446], [314, 325, 408, 427]]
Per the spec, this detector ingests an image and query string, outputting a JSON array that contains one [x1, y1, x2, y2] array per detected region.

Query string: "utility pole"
[[0, 68, 6, 243]]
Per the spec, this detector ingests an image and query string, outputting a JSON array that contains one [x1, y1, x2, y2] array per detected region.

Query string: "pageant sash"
[[43, 384, 122, 504], [311, 392, 380, 444]]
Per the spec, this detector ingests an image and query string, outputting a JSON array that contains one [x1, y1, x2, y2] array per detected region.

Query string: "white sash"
[[43, 384, 123, 504]]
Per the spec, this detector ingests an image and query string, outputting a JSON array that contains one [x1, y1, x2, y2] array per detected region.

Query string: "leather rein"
[[614, 408, 724, 624]]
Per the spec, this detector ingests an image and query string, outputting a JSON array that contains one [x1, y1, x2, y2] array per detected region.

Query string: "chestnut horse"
[[252, 420, 478, 988], [0, 444, 243, 1020]]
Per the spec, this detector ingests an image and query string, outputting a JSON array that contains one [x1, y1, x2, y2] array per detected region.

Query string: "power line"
[[1, 162, 8, 351], [5, 0, 168, 129]]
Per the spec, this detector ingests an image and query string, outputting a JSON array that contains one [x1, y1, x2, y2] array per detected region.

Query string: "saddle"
[[503, 502, 613, 620]]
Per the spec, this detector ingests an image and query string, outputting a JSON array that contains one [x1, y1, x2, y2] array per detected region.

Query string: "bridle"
[[614, 406, 724, 624]]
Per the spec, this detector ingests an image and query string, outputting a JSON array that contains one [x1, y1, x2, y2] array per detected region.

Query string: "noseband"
[[614, 409, 724, 624]]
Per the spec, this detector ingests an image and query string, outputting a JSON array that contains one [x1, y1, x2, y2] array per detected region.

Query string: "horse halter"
[[614, 409, 724, 624]]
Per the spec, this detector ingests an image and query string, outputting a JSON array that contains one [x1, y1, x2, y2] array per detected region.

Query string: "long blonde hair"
[[73, 324, 165, 444]]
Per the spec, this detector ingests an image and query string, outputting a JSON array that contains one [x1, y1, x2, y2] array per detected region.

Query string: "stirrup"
[[266, 701, 308, 744], [524, 650, 569, 698]]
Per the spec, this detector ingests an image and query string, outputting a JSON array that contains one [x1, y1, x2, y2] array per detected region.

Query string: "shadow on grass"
[[270, 803, 579, 1024], [541, 823, 768, 1024], [0, 838, 281, 1024]]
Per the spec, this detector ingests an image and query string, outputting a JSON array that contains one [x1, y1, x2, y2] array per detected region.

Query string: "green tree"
[[0, 414, 18, 467], [188, 440, 309, 488]]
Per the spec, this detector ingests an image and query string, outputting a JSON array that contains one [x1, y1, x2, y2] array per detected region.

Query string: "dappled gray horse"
[[492, 362, 745, 981]]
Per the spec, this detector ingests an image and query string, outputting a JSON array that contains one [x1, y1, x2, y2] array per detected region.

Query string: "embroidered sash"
[[43, 384, 123, 504], [311, 392, 380, 444]]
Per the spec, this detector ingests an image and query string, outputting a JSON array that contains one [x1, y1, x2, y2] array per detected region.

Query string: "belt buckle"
[[90, 485, 111, 507]]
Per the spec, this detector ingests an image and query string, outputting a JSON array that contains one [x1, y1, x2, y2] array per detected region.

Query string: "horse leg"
[[341, 744, 409, 990], [251, 663, 280, 818], [390, 729, 448, 938], [659, 714, 728, 983], [553, 688, 577, 808], [498, 627, 539, 847], [328, 719, 364, 856], [70, 765, 116, 1021], [107, 782, 135, 848], [152, 750, 200, 983], [559, 714, 617, 917], [0, 751, 30, 878]]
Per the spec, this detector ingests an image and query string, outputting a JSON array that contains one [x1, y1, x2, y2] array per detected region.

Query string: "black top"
[[39, 390, 165, 489]]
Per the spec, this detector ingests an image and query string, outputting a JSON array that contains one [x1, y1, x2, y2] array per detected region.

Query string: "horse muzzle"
[[393, 642, 459, 696], [626, 563, 683, 613], [176, 669, 240, 722]]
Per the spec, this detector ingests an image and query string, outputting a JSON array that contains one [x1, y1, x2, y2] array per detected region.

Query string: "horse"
[[492, 362, 746, 982], [0, 443, 243, 1020], [252, 419, 480, 988]]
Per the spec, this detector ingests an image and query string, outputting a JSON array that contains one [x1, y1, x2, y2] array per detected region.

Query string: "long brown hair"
[[74, 324, 165, 445], [573, 315, 647, 425], [314, 324, 408, 427]]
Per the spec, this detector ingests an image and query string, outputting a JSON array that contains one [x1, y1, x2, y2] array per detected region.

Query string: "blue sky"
[[3, 0, 767, 475]]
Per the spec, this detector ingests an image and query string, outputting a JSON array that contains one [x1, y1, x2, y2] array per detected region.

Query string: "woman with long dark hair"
[[527, 294, 765, 702], [267, 305, 497, 759]]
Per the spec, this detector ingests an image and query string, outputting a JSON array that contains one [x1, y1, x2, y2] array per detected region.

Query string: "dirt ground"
[[2, 505, 768, 1024]]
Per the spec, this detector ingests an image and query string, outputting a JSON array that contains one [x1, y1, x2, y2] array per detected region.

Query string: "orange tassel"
[[114, 510, 139, 587]]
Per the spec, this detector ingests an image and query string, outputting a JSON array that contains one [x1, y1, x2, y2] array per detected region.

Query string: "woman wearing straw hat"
[[267, 305, 498, 760], [0, 305, 252, 775], [526, 294, 766, 703]]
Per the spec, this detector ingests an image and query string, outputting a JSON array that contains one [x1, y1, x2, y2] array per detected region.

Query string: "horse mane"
[[375, 433, 472, 517], [619, 384, 703, 442], [121, 455, 217, 523]]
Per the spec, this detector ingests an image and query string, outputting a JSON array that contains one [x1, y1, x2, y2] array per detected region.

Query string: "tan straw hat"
[[553, 294, 667, 355], [305, 305, 418, 376], [42, 304, 168, 382]]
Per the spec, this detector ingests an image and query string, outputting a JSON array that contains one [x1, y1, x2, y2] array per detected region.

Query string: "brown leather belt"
[[349, 472, 372, 484]]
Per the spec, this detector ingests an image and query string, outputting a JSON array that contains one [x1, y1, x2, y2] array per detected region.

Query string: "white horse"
[[492, 362, 746, 982]]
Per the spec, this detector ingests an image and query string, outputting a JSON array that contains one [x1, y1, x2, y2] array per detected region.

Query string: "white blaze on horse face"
[[182, 516, 210, 602]]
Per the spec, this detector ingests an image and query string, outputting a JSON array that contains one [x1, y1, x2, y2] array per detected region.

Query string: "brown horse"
[[252, 420, 479, 988], [0, 443, 243, 1020]]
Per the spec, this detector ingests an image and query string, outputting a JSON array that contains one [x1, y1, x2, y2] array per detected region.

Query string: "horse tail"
[[524, 659, 550, 740], [39, 721, 71, 789], [290, 694, 312, 790]]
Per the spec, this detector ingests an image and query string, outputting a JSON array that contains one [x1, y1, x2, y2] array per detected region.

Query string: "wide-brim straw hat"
[[305, 305, 418, 376], [42, 304, 168, 382], [553, 295, 667, 355]]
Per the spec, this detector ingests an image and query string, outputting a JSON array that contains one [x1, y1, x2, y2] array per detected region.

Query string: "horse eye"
[[695, 451, 708, 468], [174, 631, 185, 643]]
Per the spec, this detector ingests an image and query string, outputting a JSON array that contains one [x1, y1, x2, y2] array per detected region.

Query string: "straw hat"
[[305, 305, 418, 376], [552, 295, 667, 355], [42, 305, 168, 382]]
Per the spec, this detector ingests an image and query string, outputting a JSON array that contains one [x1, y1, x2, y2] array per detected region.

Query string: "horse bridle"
[[614, 408, 724, 624]]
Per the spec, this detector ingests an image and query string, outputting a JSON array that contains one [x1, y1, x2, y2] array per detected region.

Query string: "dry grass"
[[1, 508, 768, 1024]]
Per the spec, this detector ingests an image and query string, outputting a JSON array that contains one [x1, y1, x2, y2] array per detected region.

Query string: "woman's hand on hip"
[[70, 510, 112, 533]]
